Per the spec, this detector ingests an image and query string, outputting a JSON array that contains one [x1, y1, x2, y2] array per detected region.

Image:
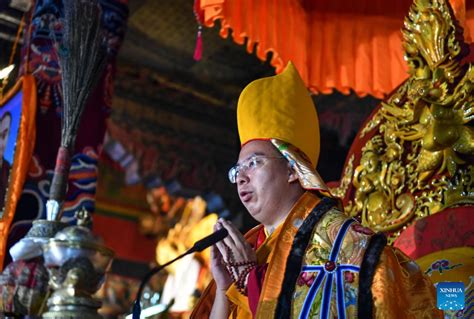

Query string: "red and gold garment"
[[191, 192, 441, 318]]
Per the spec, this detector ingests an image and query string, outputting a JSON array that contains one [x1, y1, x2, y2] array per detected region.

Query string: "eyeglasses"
[[228, 155, 286, 183]]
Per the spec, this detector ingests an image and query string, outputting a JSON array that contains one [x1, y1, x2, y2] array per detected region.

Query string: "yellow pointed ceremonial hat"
[[237, 62, 320, 167]]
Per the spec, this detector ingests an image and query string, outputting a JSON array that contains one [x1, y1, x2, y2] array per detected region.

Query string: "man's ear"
[[287, 165, 298, 183]]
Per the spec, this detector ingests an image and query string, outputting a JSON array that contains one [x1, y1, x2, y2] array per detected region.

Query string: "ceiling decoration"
[[119, 0, 275, 103]]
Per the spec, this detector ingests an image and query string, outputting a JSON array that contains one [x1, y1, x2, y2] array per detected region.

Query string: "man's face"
[[235, 140, 292, 226], [0, 115, 11, 158]]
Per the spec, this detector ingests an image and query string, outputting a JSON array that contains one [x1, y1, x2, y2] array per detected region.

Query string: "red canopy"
[[200, 0, 474, 98]]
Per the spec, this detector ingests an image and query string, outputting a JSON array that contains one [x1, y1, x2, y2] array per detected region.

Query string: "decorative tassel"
[[193, 26, 203, 61], [193, 0, 204, 61]]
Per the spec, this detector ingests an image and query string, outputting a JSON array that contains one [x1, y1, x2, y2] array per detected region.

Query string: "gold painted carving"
[[341, 0, 473, 239], [330, 155, 354, 198]]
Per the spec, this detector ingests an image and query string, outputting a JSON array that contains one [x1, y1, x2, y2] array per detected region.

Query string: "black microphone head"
[[192, 228, 229, 252]]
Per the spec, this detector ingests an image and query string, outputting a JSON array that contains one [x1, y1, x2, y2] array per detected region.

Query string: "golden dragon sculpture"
[[331, 0, 473, 242]]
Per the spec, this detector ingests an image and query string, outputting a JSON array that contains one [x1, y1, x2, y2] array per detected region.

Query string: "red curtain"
[[200, 0, 473, 98]]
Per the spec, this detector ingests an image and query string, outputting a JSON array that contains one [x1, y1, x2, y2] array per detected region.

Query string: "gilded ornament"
[[338, 0, 472, 239], [330, 155, 354, 199]]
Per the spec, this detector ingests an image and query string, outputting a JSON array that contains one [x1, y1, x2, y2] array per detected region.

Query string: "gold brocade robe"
[[191, 192, 441, 318]]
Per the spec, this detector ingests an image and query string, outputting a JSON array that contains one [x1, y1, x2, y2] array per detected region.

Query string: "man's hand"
[[211, 219, 257, 292], [210, 223, 233, 291]]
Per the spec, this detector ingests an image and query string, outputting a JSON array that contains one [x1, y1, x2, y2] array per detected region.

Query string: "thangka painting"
[[0, 75, 37, 268]]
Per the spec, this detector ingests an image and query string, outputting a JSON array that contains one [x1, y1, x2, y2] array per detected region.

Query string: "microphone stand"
[[132, 228, 228, 319], [132, 249, 193, 319]]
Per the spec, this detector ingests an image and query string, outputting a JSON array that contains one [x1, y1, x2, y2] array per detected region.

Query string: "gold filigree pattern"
[[329, 155, 354, 198], [339, 0, 473, 239], [360, 111, 384, 138]]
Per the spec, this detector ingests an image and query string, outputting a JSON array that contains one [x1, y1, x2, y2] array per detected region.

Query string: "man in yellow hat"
[[191, 63, 441, 318]]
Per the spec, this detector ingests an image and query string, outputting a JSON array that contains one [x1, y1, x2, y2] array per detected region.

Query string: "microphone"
[[189, 227, 229, 253], [132, 228, 228, 319]]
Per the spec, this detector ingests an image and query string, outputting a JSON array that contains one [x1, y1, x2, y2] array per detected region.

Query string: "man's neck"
[[263, 188, 306, 234], [264, 218, 285, 235]]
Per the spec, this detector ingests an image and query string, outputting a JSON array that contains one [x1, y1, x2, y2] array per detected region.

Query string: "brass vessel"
[[42, 210, 114, 318]]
